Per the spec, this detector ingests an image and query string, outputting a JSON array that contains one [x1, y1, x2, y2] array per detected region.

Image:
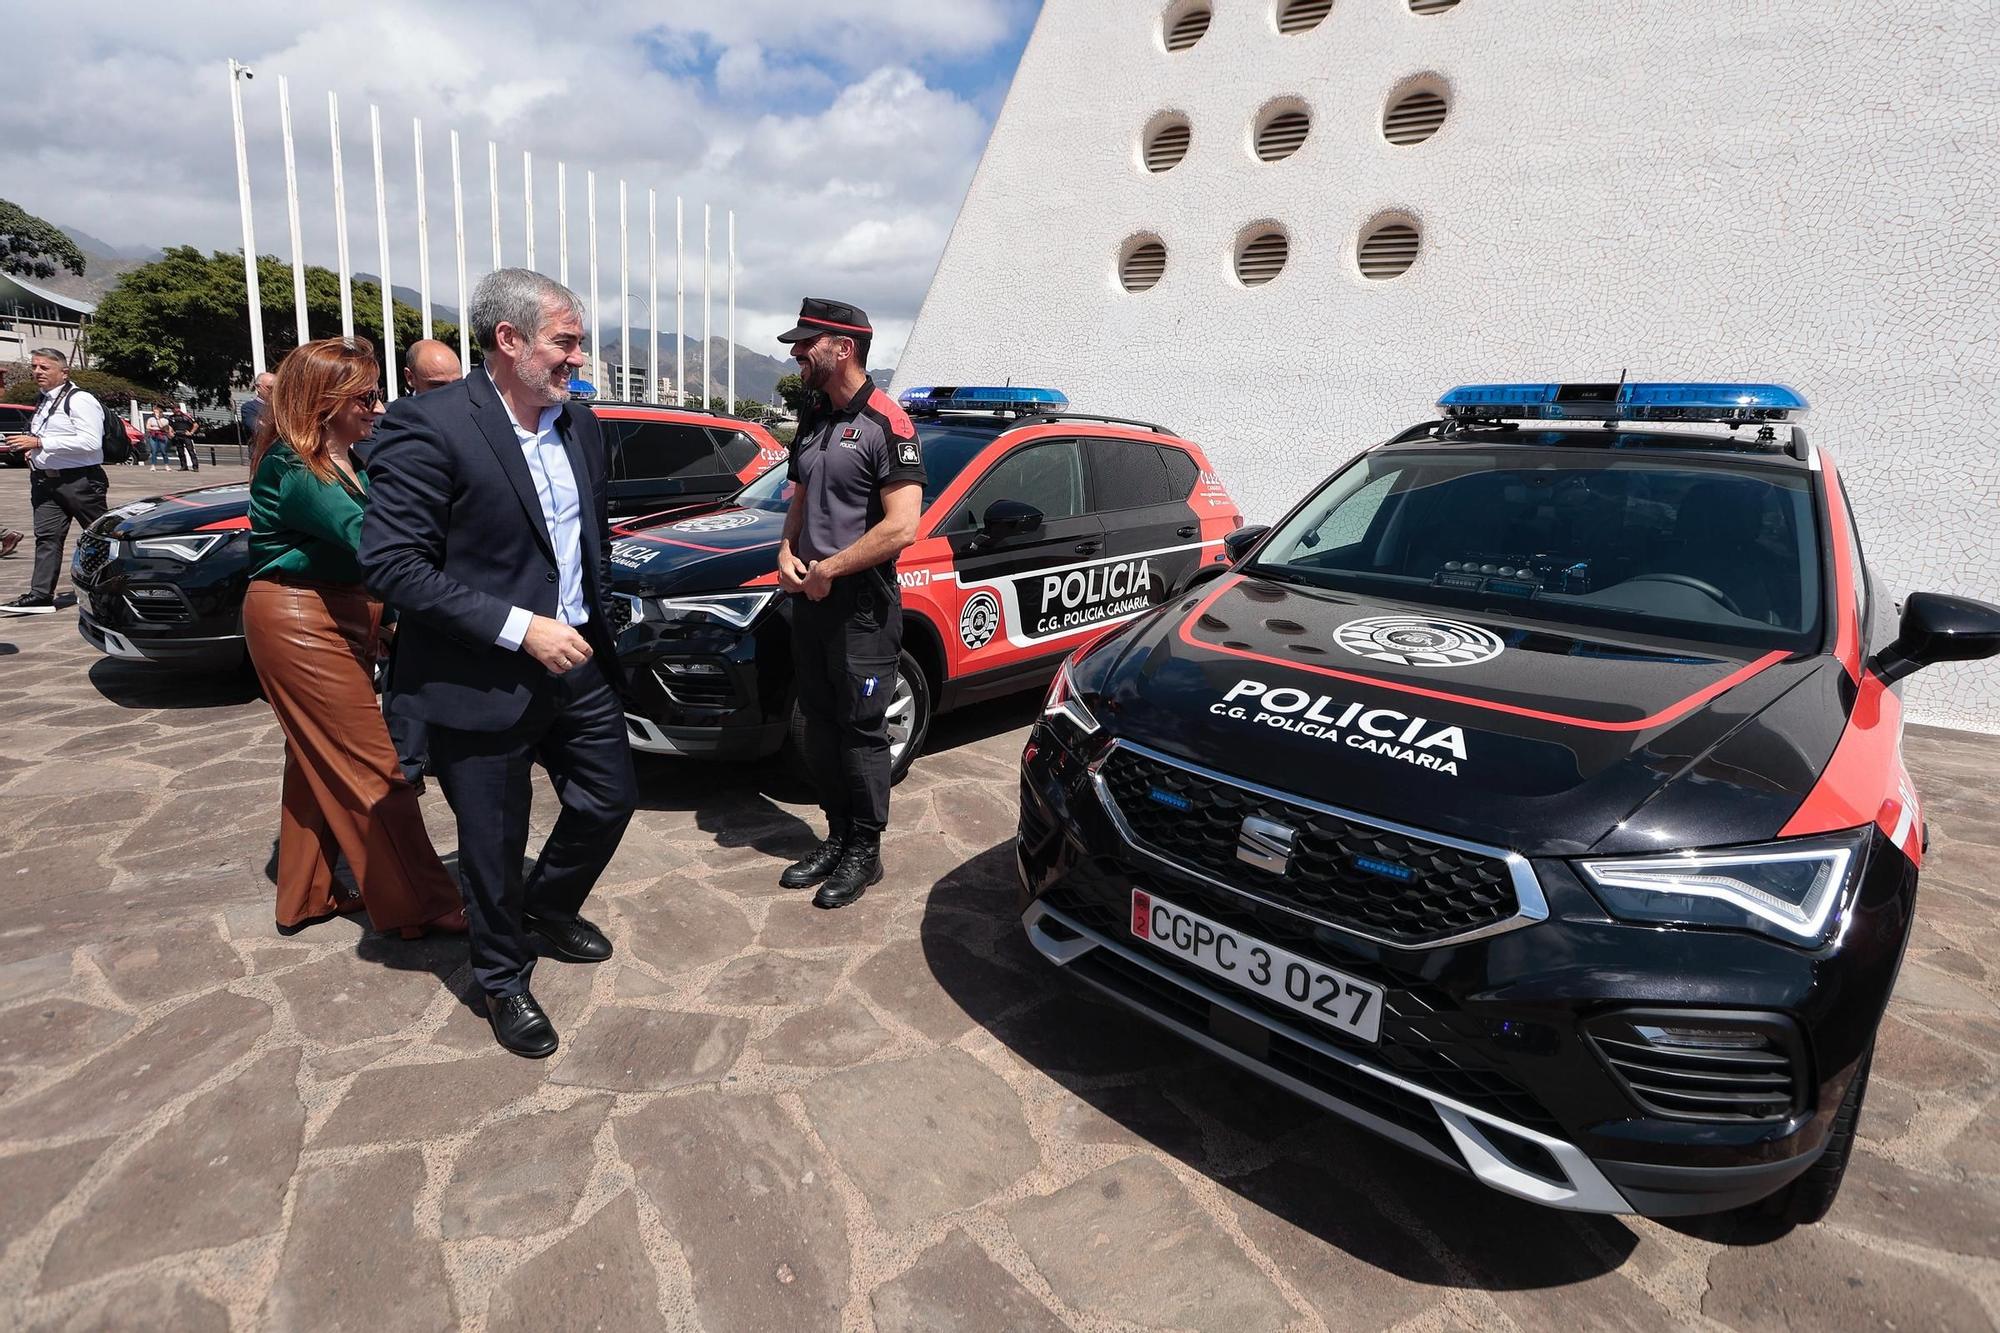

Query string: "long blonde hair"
[[253, 337, 380, 483]]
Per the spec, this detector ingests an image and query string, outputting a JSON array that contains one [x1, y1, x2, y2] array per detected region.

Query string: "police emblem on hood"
[[1333, 615, 1505, 668], [672, 512, 759, 534]]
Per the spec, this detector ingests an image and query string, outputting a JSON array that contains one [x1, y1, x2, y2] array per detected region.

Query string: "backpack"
[[55, 384, 131, 465]]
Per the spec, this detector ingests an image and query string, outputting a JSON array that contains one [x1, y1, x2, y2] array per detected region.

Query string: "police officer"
[[774, 299, 924, 908]]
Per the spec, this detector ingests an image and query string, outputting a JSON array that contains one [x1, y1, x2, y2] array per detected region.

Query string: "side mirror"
[[1222, 525, 1270, 564], [1869, 592, 2000, 686], [977, 499, 1044, 545]]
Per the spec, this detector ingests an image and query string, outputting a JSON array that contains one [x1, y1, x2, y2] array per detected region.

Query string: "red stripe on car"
[[1779, 671, 1919, 863]]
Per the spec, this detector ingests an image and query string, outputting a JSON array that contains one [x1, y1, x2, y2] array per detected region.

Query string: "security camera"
[[242, 68, 255, 79]]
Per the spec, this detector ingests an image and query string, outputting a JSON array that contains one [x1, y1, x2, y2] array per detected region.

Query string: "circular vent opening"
[[1255, 106, 1311, 162], [1410, 0, 1460, 12], [1235, 227, 1290, 287], [1384, 89, 1447, 145], [1358, 218, 1420, 279], [1164, 4, 1212, 52], [1121, 238, 1168, 292], [1277, 0, 1334, 33], [1143, 116, 1191, 173]]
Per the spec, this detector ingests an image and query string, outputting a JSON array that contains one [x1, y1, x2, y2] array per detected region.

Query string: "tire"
[[784, 648, 933, 787], [1737, 1046, 1872, 1229]]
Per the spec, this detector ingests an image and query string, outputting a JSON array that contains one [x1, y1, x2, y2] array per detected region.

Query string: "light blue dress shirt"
[[491, 370, 587, 651]]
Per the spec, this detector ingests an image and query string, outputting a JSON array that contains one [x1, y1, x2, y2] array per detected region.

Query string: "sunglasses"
[[352, 389, 385, 408]]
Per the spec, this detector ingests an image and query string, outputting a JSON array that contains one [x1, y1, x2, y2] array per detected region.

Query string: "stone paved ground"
[[2, 468, 1998, 1331]]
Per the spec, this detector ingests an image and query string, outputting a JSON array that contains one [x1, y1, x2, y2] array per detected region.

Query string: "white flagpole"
[[647, 189, 658, 404], [727, 210, 736, 412], [702, 204, 711, 409], [279, 77, 309, 347], [523, 151, 535, 270], [557, 161, 569, 288], [329, 92, 353, 339], [450, 130, 467, 367], [414, 118, 433, 340], [371, 105, 395, 401], [227, 60, 264, 376], [587, 171, 600, 389], [674, 196, 685, 406], [618, 179, 630, 400], [487, 140, 501, 271]]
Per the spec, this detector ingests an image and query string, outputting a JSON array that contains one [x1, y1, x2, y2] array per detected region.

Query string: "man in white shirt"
[[2, 348, 108, 615]]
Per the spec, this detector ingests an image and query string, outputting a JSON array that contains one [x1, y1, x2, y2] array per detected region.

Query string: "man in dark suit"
[[360, 268, 636, 1059]]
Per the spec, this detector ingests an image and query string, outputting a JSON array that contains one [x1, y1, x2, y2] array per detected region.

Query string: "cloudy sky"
[[6, 1, 1041, 368]]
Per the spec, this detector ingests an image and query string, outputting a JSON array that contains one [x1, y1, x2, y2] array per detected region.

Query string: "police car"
[[1017, 382, 2000, 1223], [71, 401, 785, 670], [607, 386, 1243, 776]]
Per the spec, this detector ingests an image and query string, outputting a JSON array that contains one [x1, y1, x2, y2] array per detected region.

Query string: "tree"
[[89, 246, 459, 406], [732, 398, 775, 423], [774, 372, 806, 416], [0, 199, 86, 280], [2, 367, 172, 408]]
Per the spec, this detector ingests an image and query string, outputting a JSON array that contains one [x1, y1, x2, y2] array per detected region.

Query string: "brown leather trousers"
[[243, 576, 461, 931]]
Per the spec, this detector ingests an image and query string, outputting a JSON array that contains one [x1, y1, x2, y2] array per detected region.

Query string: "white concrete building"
[[896, 0, 2000, 731]]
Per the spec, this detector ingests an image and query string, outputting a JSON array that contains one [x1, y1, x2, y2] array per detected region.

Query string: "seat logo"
[[1236, 815, 1296, 875], [1333, 615, 1505, 668]]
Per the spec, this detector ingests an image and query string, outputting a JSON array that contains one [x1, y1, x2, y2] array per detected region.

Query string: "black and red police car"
[[1017, 381, 2000, 1223], [606, 386, 1243, 776], [70, 401, 785, 671]]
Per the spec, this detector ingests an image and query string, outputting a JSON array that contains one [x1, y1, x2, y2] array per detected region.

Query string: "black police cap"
[[776, 298, 873, 344]]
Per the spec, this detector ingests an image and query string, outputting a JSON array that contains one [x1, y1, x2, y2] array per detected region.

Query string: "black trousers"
[[428, 654, 637, 997], [29, 466, 108, 600], [791, 571, 901, 838], [380, 634, 429, 786]]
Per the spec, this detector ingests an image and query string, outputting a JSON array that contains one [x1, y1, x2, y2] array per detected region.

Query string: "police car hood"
[[103, 484, 252, 537], [1090, 574, 1833, 857], [606, 501, 784, 595]]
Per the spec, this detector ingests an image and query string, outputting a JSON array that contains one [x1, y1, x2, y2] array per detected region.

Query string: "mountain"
[[40, 227, 164, 306], [602, 331, 793, 405]]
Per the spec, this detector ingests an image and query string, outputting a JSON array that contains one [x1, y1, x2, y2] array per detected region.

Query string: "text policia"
[[1209, 677, 1469, 775]]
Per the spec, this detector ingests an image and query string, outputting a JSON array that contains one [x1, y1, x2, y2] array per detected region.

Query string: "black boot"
[[813, 835, 882, 909], [780, 828, 848, 889]]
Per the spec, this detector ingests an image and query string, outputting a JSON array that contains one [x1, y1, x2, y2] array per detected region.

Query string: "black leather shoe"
[[779, 834, 848, 889], [486, 991, 558, 1058], [525, 913, 613, 963], [812, 839, 882, 909]]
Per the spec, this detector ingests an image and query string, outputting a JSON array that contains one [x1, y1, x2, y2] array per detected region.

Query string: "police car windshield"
[[1252, 447, 1825, 654], [734, 423, 996, 513]]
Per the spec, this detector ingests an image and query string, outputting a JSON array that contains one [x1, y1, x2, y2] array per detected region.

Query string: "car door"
[[1081, 435, 1207, 608], [605, 417, 742, 518], [939, 437, 1106, 680]]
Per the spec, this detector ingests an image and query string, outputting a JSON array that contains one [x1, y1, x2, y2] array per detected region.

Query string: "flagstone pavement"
[[1, 468, 1997, 1331]]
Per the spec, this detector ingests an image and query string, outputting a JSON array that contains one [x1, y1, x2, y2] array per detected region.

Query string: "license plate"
[[1131, 888, 1384, 1043]]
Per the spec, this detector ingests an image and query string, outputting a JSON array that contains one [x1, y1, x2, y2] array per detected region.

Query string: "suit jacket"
[[358, 371, 623, 732]]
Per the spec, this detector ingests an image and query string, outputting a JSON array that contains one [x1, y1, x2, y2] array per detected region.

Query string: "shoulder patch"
[[866, 388, 917, 441]]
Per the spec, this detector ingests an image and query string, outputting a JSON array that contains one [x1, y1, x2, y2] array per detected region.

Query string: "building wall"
[[895, 0, 2000, 732]]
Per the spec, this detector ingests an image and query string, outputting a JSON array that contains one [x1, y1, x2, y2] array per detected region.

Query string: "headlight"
[[1576, 829, 1868, 946], [626, 590, 773, 629], [131, 533, 227, 562], [1041, 656, 1101, 743]]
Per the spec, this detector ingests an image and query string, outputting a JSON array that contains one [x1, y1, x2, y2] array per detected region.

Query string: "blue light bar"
[[897, 386, 934, 407], [948, 386, 1069, 414], [1438, 382, 1808, 424]]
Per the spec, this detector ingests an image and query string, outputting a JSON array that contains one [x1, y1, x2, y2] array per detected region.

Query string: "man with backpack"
[[1, 348, 112, 615]]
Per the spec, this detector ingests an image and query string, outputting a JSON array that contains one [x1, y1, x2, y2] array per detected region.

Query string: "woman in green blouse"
[[243, 337, 466, 939]]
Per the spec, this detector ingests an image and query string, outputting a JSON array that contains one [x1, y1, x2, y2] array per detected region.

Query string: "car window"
[[614, 420, 727, 480], [1255, 447, 1824, 653], [735, 422, 995, 514], [1085, 437, 1174, 511], [713, 429, 760, 473], [1159, 446, 1199, 497], [954, 440, 1085, 531]]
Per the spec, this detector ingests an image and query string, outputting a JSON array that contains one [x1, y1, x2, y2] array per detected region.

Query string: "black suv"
[[1017, 382, 2000, 1223], [72, 401, 784, 671]]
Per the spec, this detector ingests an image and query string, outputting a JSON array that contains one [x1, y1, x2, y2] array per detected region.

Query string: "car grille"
[[1041, 881, 1559, 1132], [74, 531, 114, 585], [1585, 1013, 1804, 1122], [651, 664, 739, 709], [1096, 746, 1521, 946]]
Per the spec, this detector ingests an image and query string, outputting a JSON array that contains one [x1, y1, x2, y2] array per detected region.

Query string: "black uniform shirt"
[[787, 374, 925, 572]]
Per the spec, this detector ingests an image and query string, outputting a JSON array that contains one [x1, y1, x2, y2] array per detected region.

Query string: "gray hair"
[[29, 347, 69, 367], [468, 268, 585, 353]]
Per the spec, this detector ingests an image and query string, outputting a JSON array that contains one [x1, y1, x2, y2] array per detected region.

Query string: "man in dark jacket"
[[359, 268, 635, 1059]]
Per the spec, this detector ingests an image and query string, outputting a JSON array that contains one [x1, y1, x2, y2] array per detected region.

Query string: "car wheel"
[[1735, 1046, 1871, 1229], [784, 649, 933, 787]]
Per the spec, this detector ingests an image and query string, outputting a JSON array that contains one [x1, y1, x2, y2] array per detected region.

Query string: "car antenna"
[[1603, 367, 1627, 430]]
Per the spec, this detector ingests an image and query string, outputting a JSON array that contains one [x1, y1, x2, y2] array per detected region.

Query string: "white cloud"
[[6, 0, 1029, 370]]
